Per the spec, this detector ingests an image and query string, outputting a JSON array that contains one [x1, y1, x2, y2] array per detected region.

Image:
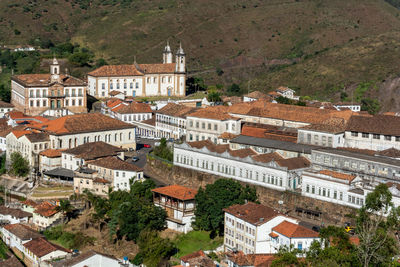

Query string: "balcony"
[[154, 198, 195, 212]]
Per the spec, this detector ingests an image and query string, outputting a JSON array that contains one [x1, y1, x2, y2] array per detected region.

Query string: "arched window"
[[120, 133, 123, 141], [74, 138, 77, 147], [69, 139, 72, 149], [115, 133, 118, 141]]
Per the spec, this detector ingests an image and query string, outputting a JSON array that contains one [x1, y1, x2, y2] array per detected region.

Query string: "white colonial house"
[[0, 100, 14, 118], [32, 201, 62, 230], [174, 140, 310, 192], [39, 149, 64, 173], [109, 101, 152, 124], [155, 102, 196, 140], [1, 223, 42, 254], [297, 118, 347, 148], [61, 141, 125, 171], [223, 202, 318, 254], [23, 237, 70, 266], [301, 169, 365, 209], [87, 156, 144, 191], [0, 206, 32, 224], [333, 102, 361, 112], [186, 106, 242, 143], [270, 220, 320, 253], [152, 185, 197, 233], [6, 114, 136, 171], [275, 86, 299, 100], [344, 115, 400, 151], [87, 42, 186, 98], [11, 57, 87, 117]]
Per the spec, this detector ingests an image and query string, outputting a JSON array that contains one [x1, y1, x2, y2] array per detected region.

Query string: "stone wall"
[[146, 158, 357, 225]]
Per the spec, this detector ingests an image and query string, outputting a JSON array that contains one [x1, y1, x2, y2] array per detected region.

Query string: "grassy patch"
[[0, 238, 9, 259], [173, 231, 223, 258], [43, 225, 96, 250], [34, 186, 73, 192], [31, 191, 73, 198]]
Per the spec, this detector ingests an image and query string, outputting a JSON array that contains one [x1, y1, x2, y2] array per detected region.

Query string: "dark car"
[[143, 144, 151, 148], [132, 156, 139, 162]]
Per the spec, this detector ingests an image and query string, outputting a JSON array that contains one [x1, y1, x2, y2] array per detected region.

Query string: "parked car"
[[132, 156, 139, 162], [143, 144, 151, 148]]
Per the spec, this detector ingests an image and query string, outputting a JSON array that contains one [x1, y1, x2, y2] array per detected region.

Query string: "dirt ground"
[[63, 209, 139, 259]]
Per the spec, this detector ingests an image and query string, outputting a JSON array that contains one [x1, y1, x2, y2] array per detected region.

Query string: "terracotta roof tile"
[[252, 152, 284, 163], [3, 224, 42, 240], [349, 236, 360, 246], [138, 63, 176, 74], [227, 251, 274, 267], [106, 98, 124, 109], [87, 156, 143, 172], [318, 170, 356, 181], [23, 237, 70, 258], [0, 100, 14, 108], [110, 90, 124, 96], [93, 178, 111, 184], [12, 74, 85, 87], [218, 132, 239, 140], [34, 201, 58, 217], [157, 103, 197, 118], [376, 148, 400, 158], [188, 106, 240, 121], [272, 220, 319, 238], [188, 140, 230, 153], [152, 185, 197, 201], [181, 250, 206, 262], [113, 102, 152, 114], [40, 149, 64, 158], [88, 65, 144, 77], [275, 157, 310, 170], [230, 101, 354, 124], [21, 199, 39, 207], [11, 130, 32, 138], [346, 114, 400, 136], [1, 255, 24, 267], [244, 91, 268, 99], [241, 123, 298, 142], [25, 132, 50, 142], [229, 148, 257, 158], [223, 202, 282, 225], [142, 116, 155, 126], [0, 206, 32, 218], [301, 117, 347, 134], [31, 113, 134, 135], [63, 141, 124, 160]]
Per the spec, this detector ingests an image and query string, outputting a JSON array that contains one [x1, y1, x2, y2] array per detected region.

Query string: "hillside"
[[0, 0, 400, 109]]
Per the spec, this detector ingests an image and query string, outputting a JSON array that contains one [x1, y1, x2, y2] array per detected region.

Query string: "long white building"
[[87, 42, 186, 98], [174, 140, 310, 192]]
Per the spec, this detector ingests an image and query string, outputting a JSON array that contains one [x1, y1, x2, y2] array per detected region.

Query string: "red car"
[[143, 144, 151, 148]]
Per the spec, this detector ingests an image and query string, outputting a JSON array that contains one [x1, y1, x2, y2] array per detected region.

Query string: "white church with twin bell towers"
[[87, 42, 186, 98]]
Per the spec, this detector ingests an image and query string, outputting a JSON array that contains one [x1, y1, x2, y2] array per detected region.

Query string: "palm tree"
[[56, 199, 73, 222]]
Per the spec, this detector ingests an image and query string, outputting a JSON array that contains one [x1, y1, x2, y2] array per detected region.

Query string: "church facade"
[[87, 42, 186, 98], [11, 58, 87, 117]]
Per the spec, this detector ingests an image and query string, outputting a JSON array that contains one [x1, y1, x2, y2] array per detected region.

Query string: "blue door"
[[168, 88, 171, 96]]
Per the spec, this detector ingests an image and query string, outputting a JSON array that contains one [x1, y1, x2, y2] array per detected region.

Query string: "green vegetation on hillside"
[[0, 239, 9, 259], [173, 230, 222, 258], [43, 225, 95, 250]]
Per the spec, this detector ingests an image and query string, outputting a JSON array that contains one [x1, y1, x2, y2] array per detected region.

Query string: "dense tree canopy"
[[193, 179, 257, 233], [10, 152, 30, 177]]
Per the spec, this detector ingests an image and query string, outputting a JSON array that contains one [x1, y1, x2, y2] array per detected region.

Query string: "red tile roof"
[[244, 91, 268, 99], [181, 250, 206, 262], [93, 178, 111, 184], [12, 74, 85, 87], [152, 185, 197, 201], [31, 113, 134, 135], [157, 103, 197, 118], [3, 224, 42, 240], [63, 141, 124, 160], [39, 149, 64, 158], [110, 90, 124, 96], [223, 202, 283, 226], [0, 206, 32, 218], [188, 106, 240, 121], [23, 237, 70, 258], [106, 98, 124, 109], [21, 199, 39, 208], [252, 152, 284, 163], [138, 63, 176, 74], [34, 201, 58, 217], [218, 132, 239, 140], [87, 156, 143, 172], [346, 114, 400, 136], [272, 220, 319, 238], [318, 170, 356, 181], [300, 117, 347, 134], [227, 251, 274, 267], [241, 123, 298, 143], [112, 102, 152, 114], [88, 64, 144, 77]]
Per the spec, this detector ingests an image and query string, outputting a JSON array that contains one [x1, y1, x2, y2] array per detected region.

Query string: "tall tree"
[[193, 179, 257, 233], [10, 152, 30, 177], [356, 184, 400, 267]]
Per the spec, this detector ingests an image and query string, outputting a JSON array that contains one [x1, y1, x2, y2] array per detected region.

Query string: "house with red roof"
[[22, 237, 70, 266], [270, 220, 320, 253], [32, 201, 63, 230], [11, 57, 87, 117], [152, 185, 197, 233], [87, 42, 186, 98], [223, 202, 300, 254]]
